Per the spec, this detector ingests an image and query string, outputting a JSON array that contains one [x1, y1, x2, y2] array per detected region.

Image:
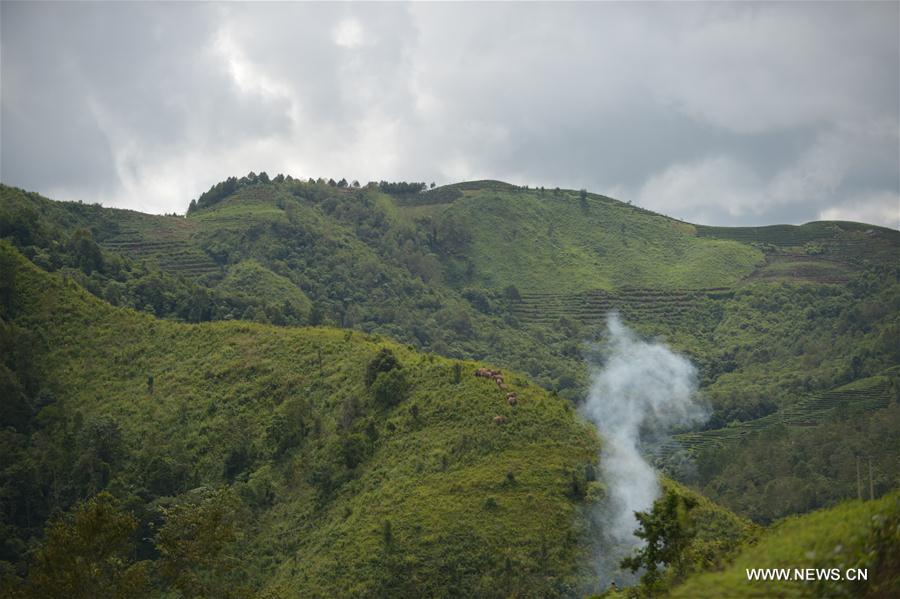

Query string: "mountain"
[[1, 239, 595, 595], [0, 240, 753, 597], [1, 176, 898, 596], [3, 177, 897, 524]]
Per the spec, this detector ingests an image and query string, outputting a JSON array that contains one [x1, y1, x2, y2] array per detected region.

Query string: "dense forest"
[[1, 177, 898, 597]]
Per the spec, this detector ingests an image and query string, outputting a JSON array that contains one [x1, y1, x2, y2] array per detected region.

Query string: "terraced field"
[[98, 213, 220, 277], [509, 220, 896, 323], [653, 376, 897, 458], [746, 254, 856, 284], [510, 287, 732, 327], [697, 221, 898, 265], [695, 222, 841, 247]]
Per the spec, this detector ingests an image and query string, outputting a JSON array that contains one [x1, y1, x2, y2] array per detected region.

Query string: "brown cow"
[[493, 415, 507, 425], [507, 396, 518, 406]]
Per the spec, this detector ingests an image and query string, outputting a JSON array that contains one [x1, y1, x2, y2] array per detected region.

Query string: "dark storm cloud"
[[1, 1, 897, 227]]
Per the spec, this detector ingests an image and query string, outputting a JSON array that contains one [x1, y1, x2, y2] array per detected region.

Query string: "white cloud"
[[214, 27, 297, 105], [635, 117, 900, 228], [1, 2, 897, 227], [333, 18, 363, 49], [649, 3, 899, 134], [820, 192, 899, 229], [636, 157, 766, 219]]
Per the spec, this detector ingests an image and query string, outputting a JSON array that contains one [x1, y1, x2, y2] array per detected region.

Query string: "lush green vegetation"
[[687, 395, 900, 523], [587, 482, 758, 598], [0, 241, 608, 596], [3, 177, 898, 525], [2, 174, 899, 595], [591, 490, 898, 598], [665, 491, 900, 598], [437, 188, 763, 293]]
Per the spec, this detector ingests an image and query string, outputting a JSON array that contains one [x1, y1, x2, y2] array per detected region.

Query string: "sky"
[[2, 1, 898, 228]]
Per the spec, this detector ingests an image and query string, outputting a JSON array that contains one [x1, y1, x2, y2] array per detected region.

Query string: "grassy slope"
[[667, 491, 900, 598], [220, 260, 313, 319], [2, 240, 603, 595], [427, 188, 763, 293]]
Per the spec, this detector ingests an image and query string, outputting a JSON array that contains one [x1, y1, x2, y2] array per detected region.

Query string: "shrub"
[[371, 369, 409, 408], [341, 433, 369, 469], [502, 285, 521, 301], [365, 348, 401, 388]]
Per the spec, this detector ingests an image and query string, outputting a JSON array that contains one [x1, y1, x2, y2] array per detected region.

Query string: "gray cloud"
[[2, 1, 897, 227]]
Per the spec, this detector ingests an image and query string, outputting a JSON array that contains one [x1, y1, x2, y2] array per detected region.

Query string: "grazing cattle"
[[507, 396, 517, 406], [493, 415, 507, 425]]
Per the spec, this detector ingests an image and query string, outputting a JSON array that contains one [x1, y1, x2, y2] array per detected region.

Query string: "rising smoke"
[[581, 313, 708, 587]]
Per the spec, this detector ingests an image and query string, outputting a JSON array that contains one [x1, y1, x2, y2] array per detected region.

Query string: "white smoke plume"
[[581, 313, 708, 587]]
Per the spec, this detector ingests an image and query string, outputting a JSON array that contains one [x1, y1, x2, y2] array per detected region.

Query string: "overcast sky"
[[2, 2, 898, 228]]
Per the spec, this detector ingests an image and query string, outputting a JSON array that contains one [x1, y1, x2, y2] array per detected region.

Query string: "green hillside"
[[2, 176, 898, 527], [0, 240, 763, 597], [219, 260, 313, 322], [426, 187, 763, 293], [666, 491, 900, 598], [0, 240, 600, 596]]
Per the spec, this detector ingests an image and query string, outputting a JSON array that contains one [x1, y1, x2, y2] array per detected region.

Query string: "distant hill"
[[2, 177, 898, 527]]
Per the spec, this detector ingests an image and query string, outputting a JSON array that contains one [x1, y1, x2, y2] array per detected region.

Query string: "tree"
[[382, 519, 393, 547], [365, 348, 401, 388], [433, 215, 472, 256], [68, 229, 104, 275], [340, 433, 369, 469], [25, 493, 151, 599], [378, 181, 427, 195], [75, 416, 124, 494], [371, 368, 409, 409], [621, 490, 698, 592], [850, 354, 864, 379], [154, 488, 249, 599], [0, 250, 17, 318], [502, 285, 521, 301]]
